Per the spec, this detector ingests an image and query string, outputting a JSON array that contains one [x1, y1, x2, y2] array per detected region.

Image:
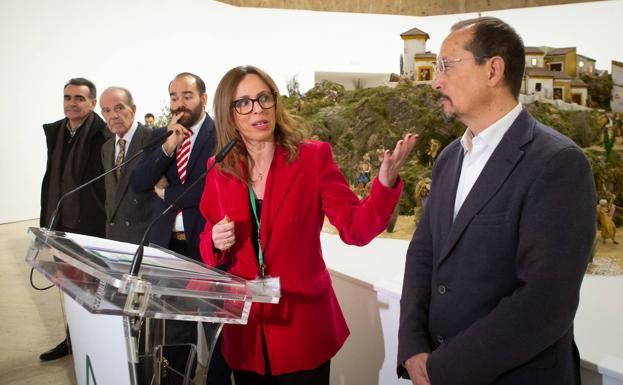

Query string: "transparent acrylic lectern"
[[25, 227, 280, 385]]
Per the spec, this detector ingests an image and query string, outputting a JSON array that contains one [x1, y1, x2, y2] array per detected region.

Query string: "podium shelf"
[[26, 227, 280, 323]]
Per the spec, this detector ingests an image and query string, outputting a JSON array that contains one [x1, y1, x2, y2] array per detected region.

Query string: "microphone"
[[128, 139, 237, 277], [46, 130, 173, 231], [142, 129, 175, 151], [215, 138, 237, 162]]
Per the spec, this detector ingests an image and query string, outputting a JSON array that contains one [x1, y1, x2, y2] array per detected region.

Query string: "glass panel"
[[25, 227, 280, 323]]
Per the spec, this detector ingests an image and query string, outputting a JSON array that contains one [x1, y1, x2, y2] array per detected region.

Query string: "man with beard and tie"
[[39, 77, 111, 361], [131, 72, 230, 385], [132, 73, 216, 260]]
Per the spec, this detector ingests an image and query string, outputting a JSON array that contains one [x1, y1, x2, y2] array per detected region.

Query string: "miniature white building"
[[400, 27, 435, 82], [523, 68, 555, 99], [522, 46, 589, 106], [612, 60, 623, 113]]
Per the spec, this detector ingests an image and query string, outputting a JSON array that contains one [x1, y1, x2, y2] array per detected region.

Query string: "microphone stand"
[[32, 130, 173, 291], [128, 139, 237, 277], [120, 139, 236, 385], [46, 130, 173, 232]]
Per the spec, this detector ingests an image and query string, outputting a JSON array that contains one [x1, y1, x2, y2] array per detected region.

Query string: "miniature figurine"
[[597, 198, 619, 244], [414, 177, 431, 226]]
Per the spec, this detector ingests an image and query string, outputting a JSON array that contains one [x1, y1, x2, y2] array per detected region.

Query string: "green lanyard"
[[247, 181, 265, 278]]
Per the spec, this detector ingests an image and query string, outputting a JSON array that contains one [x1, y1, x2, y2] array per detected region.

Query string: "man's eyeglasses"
[[433, 56, 490, 74], [231, 92, 276, 115]]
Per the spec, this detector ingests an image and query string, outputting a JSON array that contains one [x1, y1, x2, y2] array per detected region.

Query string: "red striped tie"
[[176, 131, 192, 184]]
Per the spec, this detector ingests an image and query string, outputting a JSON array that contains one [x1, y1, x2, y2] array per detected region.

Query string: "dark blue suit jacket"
[[398, 109, 596, 385], [130, 115, 216, 261]]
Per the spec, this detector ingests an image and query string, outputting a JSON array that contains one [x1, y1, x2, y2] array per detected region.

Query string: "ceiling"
[[216, 0, 599, 16]]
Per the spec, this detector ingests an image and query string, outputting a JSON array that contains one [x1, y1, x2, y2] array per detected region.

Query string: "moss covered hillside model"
[[284, 81, 623, 228]]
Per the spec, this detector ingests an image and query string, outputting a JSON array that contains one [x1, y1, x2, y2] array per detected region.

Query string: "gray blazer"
[[398, 109, 596, 385], [101, 123, 160, 244]]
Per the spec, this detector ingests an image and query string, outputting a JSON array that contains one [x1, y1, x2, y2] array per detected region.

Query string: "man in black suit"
[[100, 86, 160, 244], [131, 72, 216, 261], [398, 17, 596, 385], [131, 72, 230, 385], [39, 77, 110, 361]]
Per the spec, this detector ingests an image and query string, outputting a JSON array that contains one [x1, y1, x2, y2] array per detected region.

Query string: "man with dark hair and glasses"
[[39, 77, 111, 361], [398, 17, 596, 385], [131, 72, 230, 385]]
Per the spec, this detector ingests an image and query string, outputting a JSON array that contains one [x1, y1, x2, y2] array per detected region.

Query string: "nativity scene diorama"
[[305, 26, 622, 276]]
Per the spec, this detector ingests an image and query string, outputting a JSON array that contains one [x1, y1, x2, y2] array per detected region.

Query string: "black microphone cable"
[[29, 130, 174, 291]]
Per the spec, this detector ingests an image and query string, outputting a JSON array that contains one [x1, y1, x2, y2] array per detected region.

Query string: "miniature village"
[[286, 26, 623, 276]]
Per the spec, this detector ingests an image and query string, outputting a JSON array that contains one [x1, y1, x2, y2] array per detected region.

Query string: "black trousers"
[[233, 361, 330, 385], [233, 331, 330, 385]]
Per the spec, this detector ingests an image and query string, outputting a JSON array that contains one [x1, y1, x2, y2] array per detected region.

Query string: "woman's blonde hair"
[[212, 65, 304, 180]]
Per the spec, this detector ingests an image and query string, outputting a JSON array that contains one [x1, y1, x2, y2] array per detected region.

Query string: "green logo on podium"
[[86, 354, 97, 385]]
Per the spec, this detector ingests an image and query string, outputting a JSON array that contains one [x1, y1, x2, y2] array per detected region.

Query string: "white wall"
[[527, 77, 554, 98], [1, 0, 622, 224], [0, 0, 416, 224], [403, 38, 427, 75]]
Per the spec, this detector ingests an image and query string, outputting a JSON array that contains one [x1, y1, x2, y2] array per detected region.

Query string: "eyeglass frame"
[[433, 56, 491, 74], [231, 92, 277, 115]]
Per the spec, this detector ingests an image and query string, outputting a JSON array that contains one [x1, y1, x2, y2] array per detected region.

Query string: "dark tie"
[[115, 138, 126, 178]]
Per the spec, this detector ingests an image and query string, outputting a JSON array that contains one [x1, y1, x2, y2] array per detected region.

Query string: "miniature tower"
[[401, 28, 430, 78]]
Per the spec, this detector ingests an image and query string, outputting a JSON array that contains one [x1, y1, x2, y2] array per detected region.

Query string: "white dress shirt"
[[114, 121, 138, 159], [173, 114, 206, 232], [453, 103, 523, 219]]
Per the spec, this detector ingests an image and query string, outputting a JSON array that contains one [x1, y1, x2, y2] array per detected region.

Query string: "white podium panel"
[[25, 228, 280, 385], [65, 294, 131, 385]]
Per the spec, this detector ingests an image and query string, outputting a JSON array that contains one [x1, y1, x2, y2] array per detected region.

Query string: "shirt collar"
[[460, 103, 523, 154], [460, 128, 475, 154], [116, 121, 138, 144], [65, 113, 90, 136], [188, 113, 206, 138]]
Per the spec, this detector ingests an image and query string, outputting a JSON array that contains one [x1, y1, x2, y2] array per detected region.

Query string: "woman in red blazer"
[[199, 65, 417, 384]]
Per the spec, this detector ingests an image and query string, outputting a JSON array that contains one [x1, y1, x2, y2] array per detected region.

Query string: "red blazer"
[[199, 140, 402, 375]]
